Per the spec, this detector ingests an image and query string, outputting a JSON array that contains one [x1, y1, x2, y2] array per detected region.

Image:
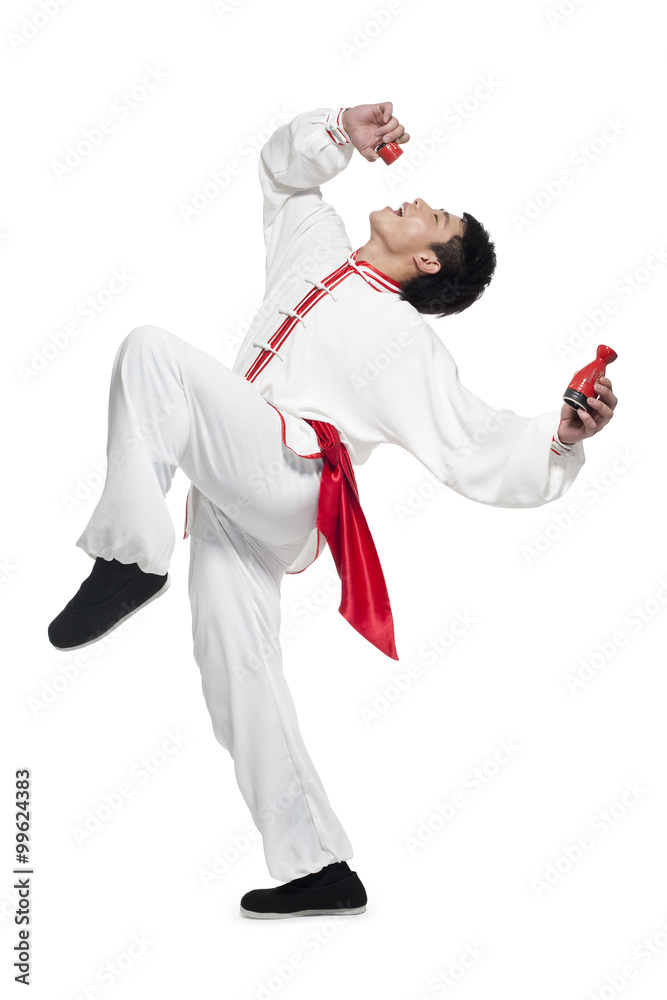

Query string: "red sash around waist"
[[305, 419, 398, 661]]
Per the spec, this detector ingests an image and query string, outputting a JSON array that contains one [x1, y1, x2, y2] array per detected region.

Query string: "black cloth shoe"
[[239, 861, 367, 919], [48, 557, 169, 650]]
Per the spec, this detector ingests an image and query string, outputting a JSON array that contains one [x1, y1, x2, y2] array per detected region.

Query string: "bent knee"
[[115, 325, 172, 366], [124, 324, 170, 348]]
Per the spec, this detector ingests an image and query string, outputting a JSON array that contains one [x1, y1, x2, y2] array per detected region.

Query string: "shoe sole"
[[239, 905, 366, 919], [50, 577, 170, 651]]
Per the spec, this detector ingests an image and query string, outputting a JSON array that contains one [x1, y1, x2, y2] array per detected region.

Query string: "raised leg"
[[76, 323, 321, 573]]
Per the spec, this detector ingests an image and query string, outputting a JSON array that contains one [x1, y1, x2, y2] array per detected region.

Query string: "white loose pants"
[[76, 325, 354, 881]]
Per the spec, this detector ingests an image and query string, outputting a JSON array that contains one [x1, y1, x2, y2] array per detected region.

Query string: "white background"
[[2, 0, 666, 997]]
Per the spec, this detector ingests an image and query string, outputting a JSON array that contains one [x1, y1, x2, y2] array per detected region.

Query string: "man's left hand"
[[557, 376, 618, 444]]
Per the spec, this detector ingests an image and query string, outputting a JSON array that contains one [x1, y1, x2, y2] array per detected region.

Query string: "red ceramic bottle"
[[375, 140, 403, 165], [563, 344, 617, 414]]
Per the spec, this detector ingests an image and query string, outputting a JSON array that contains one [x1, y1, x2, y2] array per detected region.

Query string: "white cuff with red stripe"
[[551, 430, 576, 457], [325, 108, 351, 145]]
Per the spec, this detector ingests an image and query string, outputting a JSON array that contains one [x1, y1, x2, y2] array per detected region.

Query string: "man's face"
[[369, 197, 464, 262]]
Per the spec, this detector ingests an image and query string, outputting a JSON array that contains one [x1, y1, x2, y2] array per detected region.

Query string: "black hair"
[[399, 212, 497, 318]]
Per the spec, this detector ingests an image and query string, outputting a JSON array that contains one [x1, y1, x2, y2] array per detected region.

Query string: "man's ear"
[[411, 252, 441, 276]]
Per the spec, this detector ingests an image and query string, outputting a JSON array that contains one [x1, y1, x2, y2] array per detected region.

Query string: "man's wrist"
[[551, 430, 577, 456], [326, 108, 352, 145]]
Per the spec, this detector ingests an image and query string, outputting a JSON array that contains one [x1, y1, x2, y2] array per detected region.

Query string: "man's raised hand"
[[341, 103, 410, 162]]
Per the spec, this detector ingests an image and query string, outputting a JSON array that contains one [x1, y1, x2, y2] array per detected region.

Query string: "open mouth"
[[387, 204, 405, 216]]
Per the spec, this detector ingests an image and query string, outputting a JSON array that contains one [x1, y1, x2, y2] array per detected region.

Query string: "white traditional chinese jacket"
[[186, 107, 585, 574]]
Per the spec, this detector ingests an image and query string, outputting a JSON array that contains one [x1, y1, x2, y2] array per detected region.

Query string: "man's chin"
[[368, 207, 389, 236]]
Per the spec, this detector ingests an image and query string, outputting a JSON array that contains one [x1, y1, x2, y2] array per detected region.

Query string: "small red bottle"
[[375, 140, 403, 165], [563, 344, 617, 414]]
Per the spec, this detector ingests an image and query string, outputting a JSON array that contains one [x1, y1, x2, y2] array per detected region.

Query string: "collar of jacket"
[[350, 249, 402, 295]]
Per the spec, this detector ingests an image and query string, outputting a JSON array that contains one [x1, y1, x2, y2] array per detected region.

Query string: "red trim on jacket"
[[351, 251, 402, 292], [266, 401, 323, 460], [244, 251, 400, 384]]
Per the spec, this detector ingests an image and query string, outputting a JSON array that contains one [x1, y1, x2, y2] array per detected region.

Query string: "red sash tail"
[[305, 419, 398, 660]]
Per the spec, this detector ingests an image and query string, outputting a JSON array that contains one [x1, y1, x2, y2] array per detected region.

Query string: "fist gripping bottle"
[[563, 344, 617, 414]]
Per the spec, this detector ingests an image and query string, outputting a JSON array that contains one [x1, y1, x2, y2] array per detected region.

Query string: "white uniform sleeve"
[[365, 318, 585, 508], [259, 108, 355, 289]]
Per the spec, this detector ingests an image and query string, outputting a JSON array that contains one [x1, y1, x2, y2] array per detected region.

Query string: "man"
[[47, 102, 617, 919]]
